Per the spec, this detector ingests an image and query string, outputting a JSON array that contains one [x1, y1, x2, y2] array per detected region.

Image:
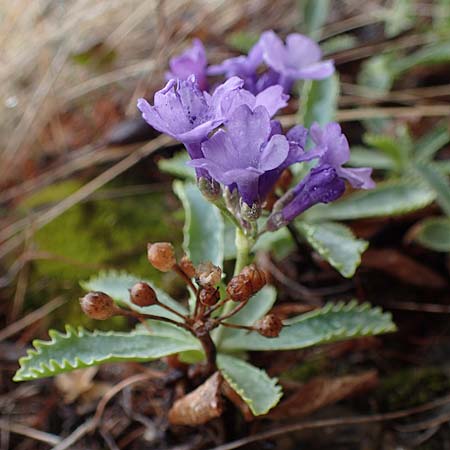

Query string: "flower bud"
[[180, 255, 196, 278], [196, 262, 222, 287], [80, 291, 116, 320], [198, 286, 220, 306], [130, 282, 157, 307], [255, 314, 283, 338], [226, 264, 266, 302], [198, 177, 222, 201], [240, 201, 261, 222], [147, 242, 176, 272]]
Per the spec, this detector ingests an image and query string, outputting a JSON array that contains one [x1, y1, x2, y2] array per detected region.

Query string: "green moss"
[[377, 367, 450, 411]]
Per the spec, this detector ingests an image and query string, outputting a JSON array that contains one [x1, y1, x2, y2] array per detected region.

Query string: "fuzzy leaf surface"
[[305, 181, 435, 221], [81, 270, 187, 320], [221, 301, 396, 351], [297, 222, 368, 277], [217, 353, 282, 415], [14, 327, 199, 381]]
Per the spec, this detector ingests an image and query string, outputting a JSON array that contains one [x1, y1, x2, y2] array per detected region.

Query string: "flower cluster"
[[138, 30, 374, 236]]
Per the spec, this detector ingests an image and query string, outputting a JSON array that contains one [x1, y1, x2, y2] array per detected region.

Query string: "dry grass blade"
[[0, 419, 61, 446]]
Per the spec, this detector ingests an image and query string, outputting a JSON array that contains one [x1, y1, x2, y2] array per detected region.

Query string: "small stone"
[[79, 292, 116, 320]]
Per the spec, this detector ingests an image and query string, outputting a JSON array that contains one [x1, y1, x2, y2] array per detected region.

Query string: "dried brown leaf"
[[269, 371, 378, 420], [168, 372, 223, 426]]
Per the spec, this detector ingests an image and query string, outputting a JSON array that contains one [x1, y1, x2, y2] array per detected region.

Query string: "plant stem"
[[214, 228, 251, 346], [195, 329, 217, 373]]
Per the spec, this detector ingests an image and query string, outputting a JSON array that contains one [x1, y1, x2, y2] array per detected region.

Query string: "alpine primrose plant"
[[14, 30, 396, 424]]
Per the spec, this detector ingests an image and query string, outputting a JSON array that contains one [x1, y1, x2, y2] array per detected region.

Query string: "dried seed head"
[[180, 255, 196, 278], [147, 242, 176, 272], [130, 282, 157, 307], [198, 286, 220, 306], [240, 264, 266, 293], [255, 314, 283, 338], [196, 262, 222, 287], [226, 264, 266, 302], [80, 292, 116, 320]]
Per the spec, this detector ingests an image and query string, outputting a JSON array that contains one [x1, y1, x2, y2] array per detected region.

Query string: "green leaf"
[[381, 0, 415, 38], [305, 181, 436, 221], [391, 40, 450, 76], [217, 286, 277, 345], [173, 181, 224, 267], [221, 301, 396, 351], [81, 270, 187, 320], [414, 124, 450, 163], [358, 54, 395, 94], [363, 126, 413, 171], [301, 0, 330, 39], [414, 162, 450, 216], [158, 152, 195, 180], [297, 222, 368, 278], [301, 74, 339, 128], [226, 31, 260, 53], [411, 217, 450, 252], [322, 34, 358, 55], [14, 326, 199, 381], [348, 146, 395, 170], [217, 354, 282, 415]]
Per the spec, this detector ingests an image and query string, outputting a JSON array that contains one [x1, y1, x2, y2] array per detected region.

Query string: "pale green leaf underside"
[[218, 286, 277, 345], [413, 217, 450, 252], [217, 354, 282, 415], [158, 152, 195, 180], [221, 301, 396, 351], [81, 270, 187, 320], [305, 181, 435, 221], [173, 181, 224, 267], [14, 326, 199, 381], [297, 221, 368, 278]]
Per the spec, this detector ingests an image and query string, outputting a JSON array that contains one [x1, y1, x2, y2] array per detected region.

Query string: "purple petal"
[[259, 134, 290, 171], [293, 60, 335, 80], [285, 33, 322, 67], [260, 30, 287, 73], [254, 85, 289, 117], [337, 167, 375, 189], [286, 125, 308, 148]]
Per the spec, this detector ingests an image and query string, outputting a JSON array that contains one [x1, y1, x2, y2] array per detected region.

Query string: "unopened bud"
[[198, 286, 220, 306], [130, 282, 157, 307], [180, 255, 196, 278], [80, 291, 116, 320], [196, 262, 222, 287], [240, 201, 261, 222], [226, 264, 266, 302], [255, 314, 283, 338], [198, 177, 222, 201], [147, 242, 176, 272]]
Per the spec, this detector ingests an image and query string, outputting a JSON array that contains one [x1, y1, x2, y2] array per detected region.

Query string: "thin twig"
[[0, 419, 61, 446], [0, 297, 66, 342], [211, 393, 450, 450]]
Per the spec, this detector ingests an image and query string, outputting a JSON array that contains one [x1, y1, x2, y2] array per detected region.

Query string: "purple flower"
[[166, 39, 208, 91], [137, 76, 241, 147], [208, 43, 263, 93], [187, 105, 316, 206], [259, 30, 335, 92], [267, 166, 346, 230], [310, 122, 375, 189]]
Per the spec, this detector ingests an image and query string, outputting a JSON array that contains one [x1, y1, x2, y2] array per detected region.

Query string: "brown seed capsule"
[[147, 242, 176, 272], [180, 255, 196, 278], [255, 314, 283, 338], [198, 286, 220, 306], [79, 291, 116, 320], [226, 274, 252, 302], [130, 282, 157, 307], [240, 264, 266, 293], [226, 264, 266, 302], [196, 262, 222, 287]]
